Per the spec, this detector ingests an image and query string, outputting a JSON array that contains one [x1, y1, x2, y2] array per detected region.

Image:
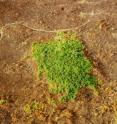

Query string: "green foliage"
[[0, 99, 7, 105], [24, 101, 44, 114], [24, 104, 32, 114], [32, 32, 97, 101]]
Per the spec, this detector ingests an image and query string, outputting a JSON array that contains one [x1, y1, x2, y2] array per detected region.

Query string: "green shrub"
[[32, 32, 97, 101], [24, 101, 44, 114], [0, 99, 7, 105]]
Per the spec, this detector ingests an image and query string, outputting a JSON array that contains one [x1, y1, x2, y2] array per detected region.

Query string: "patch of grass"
[[47, 97, 57, 107], [23, 101, 45, 114], [0, 99, 7, 105], [24, 104, 32, 114], [32, 32, 97, 101]]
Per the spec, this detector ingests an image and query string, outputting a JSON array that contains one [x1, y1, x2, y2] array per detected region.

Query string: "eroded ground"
[[0, 0, 117, 124]]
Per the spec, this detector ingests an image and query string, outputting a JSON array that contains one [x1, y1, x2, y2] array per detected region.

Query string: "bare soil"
[[0, 0, 117, 124]]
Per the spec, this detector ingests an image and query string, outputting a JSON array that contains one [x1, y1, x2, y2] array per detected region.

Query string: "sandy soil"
[[0, 0, 117, 124]]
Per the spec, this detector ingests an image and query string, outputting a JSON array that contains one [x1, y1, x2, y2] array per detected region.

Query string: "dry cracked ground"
[[0, 0, 117, 124]]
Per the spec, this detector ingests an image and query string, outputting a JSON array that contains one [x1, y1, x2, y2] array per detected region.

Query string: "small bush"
[[32, 32, 97, 101], [0, 99, 7, 105], [24, 101, 44, 114]]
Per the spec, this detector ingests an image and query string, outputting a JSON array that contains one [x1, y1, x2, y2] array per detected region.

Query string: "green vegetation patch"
[[32, 32, 97, 101], [24, 101, 45, 114], [0, 99, 8, 105]]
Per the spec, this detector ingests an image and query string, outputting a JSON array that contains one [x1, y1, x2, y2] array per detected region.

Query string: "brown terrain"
[[0, 0, 117, 124]]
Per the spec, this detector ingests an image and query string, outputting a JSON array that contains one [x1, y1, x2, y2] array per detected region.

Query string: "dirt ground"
[[0, 0, 117, 124]]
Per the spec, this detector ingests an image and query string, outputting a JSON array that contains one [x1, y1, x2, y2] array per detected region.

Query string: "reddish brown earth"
[[0, 0, 117, 124]]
